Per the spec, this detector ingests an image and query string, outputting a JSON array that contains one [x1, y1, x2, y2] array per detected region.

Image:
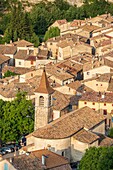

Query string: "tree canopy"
[[3, 70, 18, 78], [44, 27, 60, 41], [79, 146, 113, 170], [0, 91, 34, 143], [0, 0, 113, 44]]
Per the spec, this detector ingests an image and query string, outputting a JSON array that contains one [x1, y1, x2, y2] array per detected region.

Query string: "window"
[[62, 151, 65, 156], [112, 117, 113, 122], [92, 102, 95, 105], [87, 72, 90, 75], [49, 95, 51, 106], [101, 84, 102, 86], [19, 62, 21, 65], [4, 163, 8, 170], [112, 104, 113, 106], [103, 109, 107, 115], [84, 102, 87, 104], [96, 84, 98, 86], [50, 43, 52, 45], [104, 103, 106, 106], [31, 73, 33, 77], [31, 60, 34, 65], [39, 96, 44, 106]]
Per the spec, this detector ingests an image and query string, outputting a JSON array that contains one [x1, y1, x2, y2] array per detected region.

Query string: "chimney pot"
[[42, 155, 46, 166]]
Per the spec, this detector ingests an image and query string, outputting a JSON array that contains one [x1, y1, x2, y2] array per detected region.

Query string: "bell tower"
[[34, 68, 54, 130]]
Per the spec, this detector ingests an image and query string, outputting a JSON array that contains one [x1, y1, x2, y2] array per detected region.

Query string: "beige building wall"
[[72, 44, 92, 56], [58, 46, 71, 61], [91, 121, 105, 135], [79, 100, 113, 114], [83, 65, 111, 80], [84, 80, 109, 92], [19, 69, 43, 83], [53, 110, 60, 120], [55, 86, 76, 95], [0, 159, 15, 170], [46, 41, 58, 58], [15, 59, 25, 67], [24, 60, 36, 68], [71, 137, 88, 161], [79, 100, 112, 126], [34, 137, 71, 160]]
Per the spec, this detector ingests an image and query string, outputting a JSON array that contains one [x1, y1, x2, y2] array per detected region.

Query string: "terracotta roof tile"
[[12, 40, 33, 47], [56, 19, 67, 25], [73, 129, 99, 144], [80, 91, 113, 103], [33, 106, 105, 139], [0, 54, 10, 64], [35, 69, 54, 94], [0, 45, 17, 55], [9, 149, 71, 170], [99, 135, 113, 146]]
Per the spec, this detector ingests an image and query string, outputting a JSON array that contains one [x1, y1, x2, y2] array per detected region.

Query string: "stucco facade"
[[83, 65, 111, 80]]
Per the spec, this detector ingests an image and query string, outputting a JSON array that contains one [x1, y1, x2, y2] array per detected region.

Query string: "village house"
[[0, 54, 10, 78], [78, 91, 113, 127], [46, 33, 87, 58], [48, 19, 71, 34], [83, 73, 113, 92], [0, 45, 17, 66], [45, 63, 75, 85], [83, 65, 111, 80], [0, 149, 72, 170], [87, 14, 113, 28], [26, 69, 113, 162], [75, 24, 101, 38]]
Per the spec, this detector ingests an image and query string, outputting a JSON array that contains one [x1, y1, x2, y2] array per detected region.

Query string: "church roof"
[[35, 69, 54, 94], [33, 106, 105, 139]]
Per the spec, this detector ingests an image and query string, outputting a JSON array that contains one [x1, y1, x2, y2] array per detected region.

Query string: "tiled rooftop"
[[73, 129, 99, 144], [33, 106, 105, 139], [80, 91, 113, 103]]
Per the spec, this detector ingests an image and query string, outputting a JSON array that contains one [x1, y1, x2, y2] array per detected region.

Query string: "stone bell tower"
[[34, 68, 54, 130]]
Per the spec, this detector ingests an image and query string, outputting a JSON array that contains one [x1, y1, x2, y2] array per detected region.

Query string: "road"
[[3, 151, 19, 159]]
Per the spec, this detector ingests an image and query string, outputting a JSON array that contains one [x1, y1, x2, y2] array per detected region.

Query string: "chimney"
[[42, 155, 46, 166], [18, 38, 20, 41], [10, 40, 12, 44], [101, 94, 105, 99], [27, 49, 29, 55]]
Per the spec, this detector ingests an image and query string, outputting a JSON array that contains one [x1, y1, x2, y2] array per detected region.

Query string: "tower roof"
[[35, 69, 54, 94]]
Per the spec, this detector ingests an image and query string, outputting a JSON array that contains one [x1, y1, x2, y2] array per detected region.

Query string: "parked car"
[[0, 148, 7, 155]]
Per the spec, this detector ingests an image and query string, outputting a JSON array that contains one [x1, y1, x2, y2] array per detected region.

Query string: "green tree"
[[31, 33, 40, 47], [79, 147, 113, 170], [3, 70, 18, 78], [44, 27, 60, 41], [108, 127, 113, 138], [0, 91, 34, 142]]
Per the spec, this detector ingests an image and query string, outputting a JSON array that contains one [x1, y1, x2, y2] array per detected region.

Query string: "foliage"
[[44, 27, 60, 41], [108, 127, 113, 138], [79, 147, 113, 170], [1, 0, 113, 44], [0, 91, 34, 142], [3, 70, 18, 78]]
